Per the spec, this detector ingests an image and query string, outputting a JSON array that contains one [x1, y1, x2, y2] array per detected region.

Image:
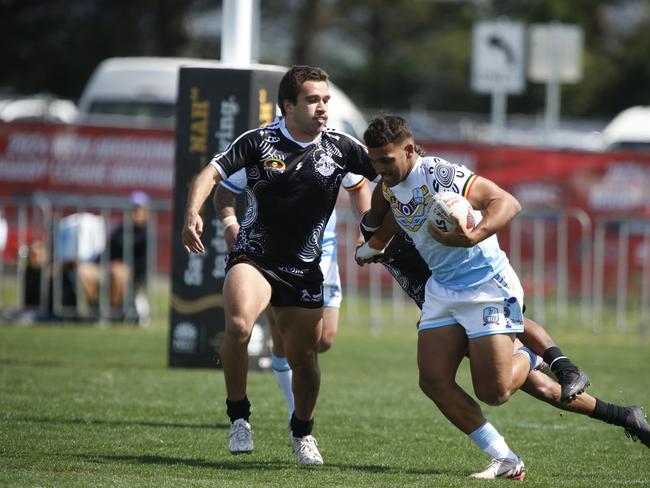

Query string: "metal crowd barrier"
[[336, 205, 649, 335], [592, 216, 650, 334], [2, 195, 648, 335], [508, 207, 593, 326], [0, 194, 169, 325]]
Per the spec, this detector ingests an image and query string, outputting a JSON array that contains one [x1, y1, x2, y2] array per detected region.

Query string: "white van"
[[602, 106, 650, 151], [77, 57, 368, 138]]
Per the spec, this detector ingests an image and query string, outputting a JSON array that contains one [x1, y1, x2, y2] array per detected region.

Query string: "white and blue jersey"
[[383, 156, 507, 290], [384, 156, 524, 339]]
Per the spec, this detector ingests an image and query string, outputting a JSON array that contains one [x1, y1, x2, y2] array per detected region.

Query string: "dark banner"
[[168, 67, 283, 368]]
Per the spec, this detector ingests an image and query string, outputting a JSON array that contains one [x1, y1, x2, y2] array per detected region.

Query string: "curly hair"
[[363, 115, 413, 148]]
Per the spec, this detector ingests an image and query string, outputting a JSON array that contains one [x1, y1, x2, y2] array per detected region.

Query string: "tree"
[[0, 0, 191, 100]]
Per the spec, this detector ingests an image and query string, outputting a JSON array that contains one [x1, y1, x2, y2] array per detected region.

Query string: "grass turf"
[[1, 314, 649, 487]]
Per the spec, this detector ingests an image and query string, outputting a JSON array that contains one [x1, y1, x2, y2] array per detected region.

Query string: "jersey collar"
[[279, 118, 323, 148], [400, 155, 423, 187]]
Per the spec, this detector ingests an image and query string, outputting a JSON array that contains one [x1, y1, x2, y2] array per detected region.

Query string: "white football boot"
[[290, 435, 323, 465], [229, 418, 253, 454], [469, 457, 526, 480]]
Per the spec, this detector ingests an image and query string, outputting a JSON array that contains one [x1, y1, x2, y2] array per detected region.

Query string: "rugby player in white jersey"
[[361, 114, 532, 479], [356, 181, 650, 462], [359, 115, 650, 479], [215, 169, 370, 420], [182, 66, 376, 466]]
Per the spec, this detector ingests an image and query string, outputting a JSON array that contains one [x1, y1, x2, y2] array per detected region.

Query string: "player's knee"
[[528, 380, 558, 402], [286, 350, 317, 372], [317, 335, 334, 353], [225, 315, 253, 345], [418, 370, 451, 398], [475, 385, 511, 406]]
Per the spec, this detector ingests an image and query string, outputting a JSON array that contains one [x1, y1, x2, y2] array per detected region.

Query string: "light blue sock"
[[271, 354, 294, 417], [514, 346, 539, 372], [271, 353, 291, 372], [469, 421, 502, 450], [469, 421, 517, 460]]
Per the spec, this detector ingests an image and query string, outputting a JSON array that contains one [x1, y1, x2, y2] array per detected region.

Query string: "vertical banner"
[[169, 67, 283, 368]]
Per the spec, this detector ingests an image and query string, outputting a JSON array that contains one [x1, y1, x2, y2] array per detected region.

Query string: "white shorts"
[[320, 242, 342, 309], [419, 264, 524, 339]]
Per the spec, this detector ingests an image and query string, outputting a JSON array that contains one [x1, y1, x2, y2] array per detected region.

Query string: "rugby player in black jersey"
[[182, 66, 376, 465]]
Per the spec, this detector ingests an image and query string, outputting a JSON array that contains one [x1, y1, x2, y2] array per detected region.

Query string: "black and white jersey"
[[210, 118, 376, 266]]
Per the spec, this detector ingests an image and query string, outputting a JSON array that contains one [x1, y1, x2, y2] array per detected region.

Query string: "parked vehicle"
[[0, 95, 77, 123], [602, 105, 650, 151], [77, 57, 368, 137]]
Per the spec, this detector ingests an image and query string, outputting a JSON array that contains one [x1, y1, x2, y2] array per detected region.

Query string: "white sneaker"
[[229, 419, 253, 454], [290, 435, 323, 465], [469, 457, 526, 480]]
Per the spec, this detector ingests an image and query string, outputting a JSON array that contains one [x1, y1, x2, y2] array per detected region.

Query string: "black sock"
[[290, 412, 314, 438], [590, 398, 628, 427], [543, 346, 576, 373], [226, 396, 251, 423]]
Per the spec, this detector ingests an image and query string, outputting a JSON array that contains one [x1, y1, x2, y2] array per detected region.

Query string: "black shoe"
[[555, 367, 591, 403], [624, 406, 650, 448]]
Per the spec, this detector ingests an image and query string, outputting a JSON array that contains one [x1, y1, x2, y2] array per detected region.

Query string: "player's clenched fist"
[[182, 212, 205, 254]]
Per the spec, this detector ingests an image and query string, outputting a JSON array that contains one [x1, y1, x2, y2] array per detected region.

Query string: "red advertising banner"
[[0, 122, 175, 200], [419, 142, 650, 297], [1, 121, 648, 290], [0, 122, 176, 269], [3, 123, 648, 217], [420, 142, 650, 218]]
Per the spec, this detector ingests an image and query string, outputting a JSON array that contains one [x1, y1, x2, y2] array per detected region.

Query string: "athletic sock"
[[469, 421, 519, 461], [290, 412, 314, 438], [271, 353, 294, 417], [226, 395, 251, 423], [514, 346, 541, 372], [543, 346, 576, 374], [590, 398, 628, 427]]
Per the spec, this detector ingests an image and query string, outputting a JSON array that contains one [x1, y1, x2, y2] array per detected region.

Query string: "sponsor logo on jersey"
[[278, 266, 305, 276], [314, 153, 342, 177], [301, 288, 323, 303], [482, 306, 500, 326], [263, 158, 286, 174], [385, 185, 433, 232]]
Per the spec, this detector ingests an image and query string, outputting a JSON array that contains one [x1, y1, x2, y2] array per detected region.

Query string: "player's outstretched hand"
[[355, 242, 385, 266], [427, 217, 476, 248], [182, 213, 205, 253]]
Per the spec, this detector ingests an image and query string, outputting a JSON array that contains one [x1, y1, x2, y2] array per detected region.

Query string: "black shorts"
[[226, 253, 324, 309]]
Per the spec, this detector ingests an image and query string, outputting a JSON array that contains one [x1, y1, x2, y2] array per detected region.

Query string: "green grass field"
[[1, 305, 649, 487]]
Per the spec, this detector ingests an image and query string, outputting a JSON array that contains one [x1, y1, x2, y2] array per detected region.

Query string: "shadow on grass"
[[13, 415, 229, 430], [0, 357, 164, 370], [75, 453, 450, 476]]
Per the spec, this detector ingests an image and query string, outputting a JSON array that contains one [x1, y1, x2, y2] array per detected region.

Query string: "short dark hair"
[[278, 65, 329, 116], [363, 115, 414, 149]]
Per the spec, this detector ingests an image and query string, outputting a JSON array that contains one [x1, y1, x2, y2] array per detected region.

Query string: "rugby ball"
[[428, 192, 477, 234]]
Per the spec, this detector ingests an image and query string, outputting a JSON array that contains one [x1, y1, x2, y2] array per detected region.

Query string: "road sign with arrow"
[[471, 21, 525, 95]]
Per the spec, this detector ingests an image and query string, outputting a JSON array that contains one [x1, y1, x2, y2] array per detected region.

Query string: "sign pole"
[[491, 90, 507, 142], [471, 20, 525, 143], [544, 24, 561, 142], [529, 22, 583, 145]]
